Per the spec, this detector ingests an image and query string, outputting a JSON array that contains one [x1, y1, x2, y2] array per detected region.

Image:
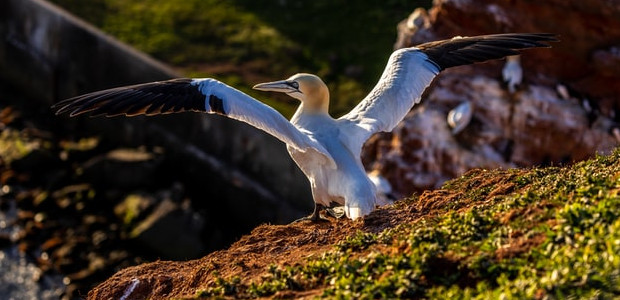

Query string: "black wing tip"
[[491, 32, 560, 45], [52, 95, 110, 117], [480, 33, 560, 50], [419, 32, 559, 70], [462, 32, 559, 47], [488, 32, 558, 39], [51, 102, 79, 116], [51, 78, 208, 118], [51, 97, 77, 114]]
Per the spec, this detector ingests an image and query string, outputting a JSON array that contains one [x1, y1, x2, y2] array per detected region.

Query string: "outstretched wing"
[[53, 78, 336, 167], [339, 33, 557, 153]]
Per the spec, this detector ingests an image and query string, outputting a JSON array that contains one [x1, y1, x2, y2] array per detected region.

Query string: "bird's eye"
[[288, 81, 300, 90]]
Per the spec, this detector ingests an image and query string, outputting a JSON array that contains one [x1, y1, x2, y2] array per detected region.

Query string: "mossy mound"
[[197, 151, 619, 299]]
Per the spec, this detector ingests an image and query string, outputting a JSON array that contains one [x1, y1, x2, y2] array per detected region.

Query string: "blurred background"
[[0, 0, 618, 299]]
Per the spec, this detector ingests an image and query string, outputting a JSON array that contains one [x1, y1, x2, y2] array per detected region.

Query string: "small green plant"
[[336, 231, 378, 252], [197, 275, 241, 297]]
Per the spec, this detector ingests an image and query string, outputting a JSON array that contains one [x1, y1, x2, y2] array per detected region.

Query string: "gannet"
[[502, 55, 522, 93], [367, 170, 396, 206], [447, 101, 473, 134], [53, 33, 556, 221]]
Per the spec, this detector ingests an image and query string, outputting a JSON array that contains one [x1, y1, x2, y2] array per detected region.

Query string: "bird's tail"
[[345, 201, 374, 220]]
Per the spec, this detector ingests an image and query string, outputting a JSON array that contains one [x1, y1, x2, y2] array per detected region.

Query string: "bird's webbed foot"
[[293, 203, 329, 223], [325, 206, 345, 219]]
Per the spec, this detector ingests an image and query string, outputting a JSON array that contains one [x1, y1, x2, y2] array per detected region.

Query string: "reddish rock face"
[[399, 0, 620, 111], [365, 0, 620, 196]]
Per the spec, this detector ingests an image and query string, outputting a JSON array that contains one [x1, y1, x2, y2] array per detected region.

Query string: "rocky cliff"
[[363, 0, 620, 195]]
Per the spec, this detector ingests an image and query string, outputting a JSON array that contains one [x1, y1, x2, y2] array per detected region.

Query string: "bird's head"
[[253, 73, 329, 114]]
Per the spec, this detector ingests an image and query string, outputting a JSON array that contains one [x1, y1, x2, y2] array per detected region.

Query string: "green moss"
[[336, 231, 378, 252], [197, 274, 242, 297]]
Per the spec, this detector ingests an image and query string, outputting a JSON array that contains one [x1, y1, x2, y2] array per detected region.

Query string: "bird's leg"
[[309, 203, 325, 221], [293, 203, 329, 223]]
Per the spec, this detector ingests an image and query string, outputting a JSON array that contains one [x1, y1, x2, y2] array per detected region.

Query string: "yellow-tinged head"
[[253, 73, 329, 114]]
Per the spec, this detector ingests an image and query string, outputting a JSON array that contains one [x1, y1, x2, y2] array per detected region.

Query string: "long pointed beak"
[[252, 80, 299, 93]]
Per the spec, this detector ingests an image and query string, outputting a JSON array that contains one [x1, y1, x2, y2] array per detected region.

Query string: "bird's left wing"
[[339, 33, 557, 153], [53, 78, 336, 167]]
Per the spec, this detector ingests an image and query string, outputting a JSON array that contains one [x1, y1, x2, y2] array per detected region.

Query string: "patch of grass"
[[336, 231, 378, 252], [196, 149, 620, 298], [197, 273, 241, 297]]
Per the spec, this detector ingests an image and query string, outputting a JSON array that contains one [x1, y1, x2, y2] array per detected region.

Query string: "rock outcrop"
[[363, 0, 620, 195]]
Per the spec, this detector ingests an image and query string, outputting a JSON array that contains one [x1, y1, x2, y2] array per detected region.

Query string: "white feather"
[[338, 49, 440, 156]]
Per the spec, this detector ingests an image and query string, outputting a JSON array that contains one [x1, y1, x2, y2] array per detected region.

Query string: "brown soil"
[[87, 168, 531, 299]]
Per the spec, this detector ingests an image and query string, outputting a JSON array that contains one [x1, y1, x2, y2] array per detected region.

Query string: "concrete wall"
[[0, 0, 313, 222], [0, 0, 176, 103]]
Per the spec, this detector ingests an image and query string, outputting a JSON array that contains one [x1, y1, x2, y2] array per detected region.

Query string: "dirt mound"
[[87, 168, 525, 299]]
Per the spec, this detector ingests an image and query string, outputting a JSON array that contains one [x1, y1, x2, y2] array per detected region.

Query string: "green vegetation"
[[0, 128, 43, 164], [198, 150, 620, 298], [49, 0, 431, 117]]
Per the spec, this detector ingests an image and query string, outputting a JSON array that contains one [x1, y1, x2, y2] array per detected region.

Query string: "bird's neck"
[[300, 89, 330, 115], [300, 101, 328, 115], [291, 98, 331, 124]]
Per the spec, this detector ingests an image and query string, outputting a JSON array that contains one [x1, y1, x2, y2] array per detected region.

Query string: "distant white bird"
[[367, 170, 396, 206], [447, 101, 473, 134], [502, 55, 522, 93], [53, 33, 556, 221], [556, 83, 570, 100]]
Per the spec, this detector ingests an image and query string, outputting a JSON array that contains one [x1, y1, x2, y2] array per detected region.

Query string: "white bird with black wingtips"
[[53, 33, 557, 221]]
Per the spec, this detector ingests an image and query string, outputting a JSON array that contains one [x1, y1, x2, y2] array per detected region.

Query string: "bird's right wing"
[[53, 78, 336, 167], [338, 49, 440, 154], [339, 33, 557, 154]]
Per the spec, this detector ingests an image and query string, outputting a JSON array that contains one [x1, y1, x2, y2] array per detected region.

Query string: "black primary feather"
[[417, 33, 558, 70], [52, 78, 208, 117]]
